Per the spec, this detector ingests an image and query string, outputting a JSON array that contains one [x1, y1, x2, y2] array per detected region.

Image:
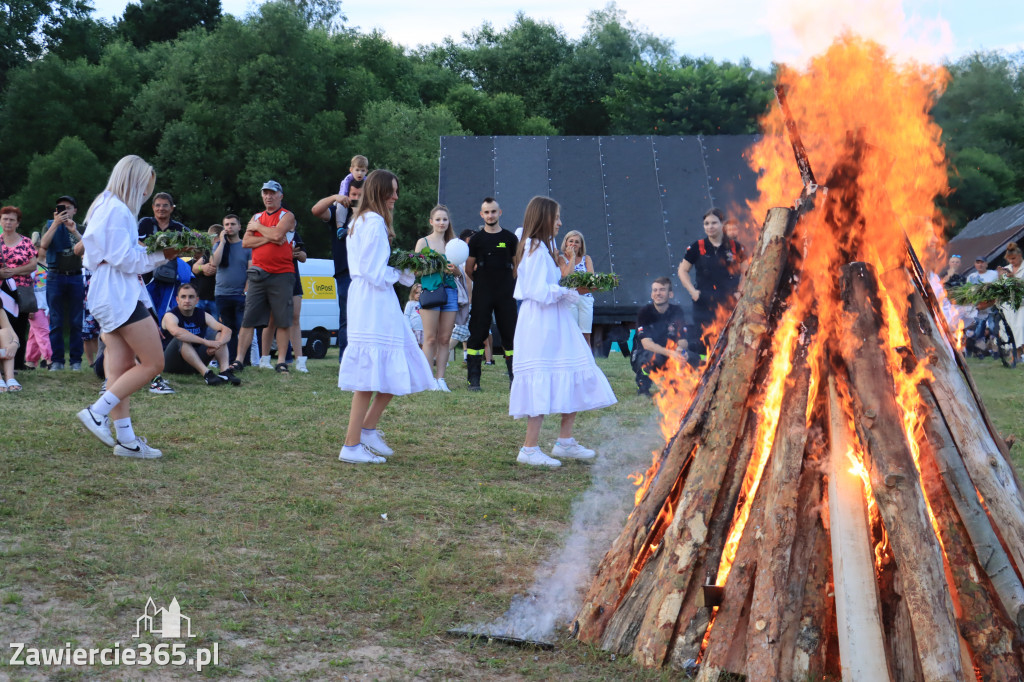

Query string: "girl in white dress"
[[510, 196, 617, 467], [338, 170, 434, 464], [75, 155, 182, 459]]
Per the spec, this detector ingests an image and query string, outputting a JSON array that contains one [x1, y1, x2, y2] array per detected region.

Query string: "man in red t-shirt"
[[229, 180, 297, 373]]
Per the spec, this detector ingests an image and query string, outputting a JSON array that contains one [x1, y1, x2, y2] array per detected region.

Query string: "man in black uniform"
[[464, 197, 518, 391], [631, 278, 693, 396], [677, 207, 747, 357]]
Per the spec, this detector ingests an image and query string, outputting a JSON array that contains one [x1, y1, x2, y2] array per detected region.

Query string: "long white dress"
[[338, 212, 434, 395], [509, 239, 617, 419], [999, 262, 1024, 346]]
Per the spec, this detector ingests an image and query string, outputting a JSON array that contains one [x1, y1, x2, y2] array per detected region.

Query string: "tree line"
[[1, 0, 1021, 254]]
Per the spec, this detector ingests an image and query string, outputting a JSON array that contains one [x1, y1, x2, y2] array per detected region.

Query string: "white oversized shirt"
[[81, 191, 166, 332]]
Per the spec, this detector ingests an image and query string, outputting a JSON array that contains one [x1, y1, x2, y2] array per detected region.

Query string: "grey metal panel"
[[652, 136, 716, 321], [493, 137, 550, 228], [548, 135, 605, 252], [438, 136, 495, 235], [437, 135, 763, 324], [548, 136, 610, 304], [703, 134, 762, 251], [598, 136, 675, 309]]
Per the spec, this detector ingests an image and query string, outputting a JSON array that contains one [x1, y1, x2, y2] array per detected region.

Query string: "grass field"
[[0, 352, 1020, 681]]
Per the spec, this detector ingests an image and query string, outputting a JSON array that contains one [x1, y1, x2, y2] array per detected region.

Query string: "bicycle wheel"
[[993, 310, 1018, 368]]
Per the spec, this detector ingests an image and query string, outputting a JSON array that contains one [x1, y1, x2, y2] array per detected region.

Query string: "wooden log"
[[825, 376, 892, 682], [574, 206, 796, 650], [916, 408, 1024, 680], [903, 238, 1021, 474], [905, 288, 1024, 589], [604, 401, 761, 657], [876, 551, 925, 682], [782, 436, 839, 682], [697, 331, 815, 679], [836, 262, 964, 681], [740, 330, 823, 679]]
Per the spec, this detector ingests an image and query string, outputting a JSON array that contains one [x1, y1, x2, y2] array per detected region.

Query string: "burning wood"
[[573, 37, 1024, 679]]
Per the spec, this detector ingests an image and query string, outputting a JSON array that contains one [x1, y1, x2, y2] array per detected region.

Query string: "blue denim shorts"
[[440, 286, 459, 312]]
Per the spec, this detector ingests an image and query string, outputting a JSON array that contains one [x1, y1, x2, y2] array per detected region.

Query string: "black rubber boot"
[[467, 355, 482, 391], [505, 355, 514, 385]]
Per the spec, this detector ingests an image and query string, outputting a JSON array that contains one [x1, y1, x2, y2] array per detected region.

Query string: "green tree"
[[549, 4, 673, 134], [933, 51, 1024, 230], [605, 56, 774, 135], [118, 0, 221, 47], [8, 136, 107, 225], [0, 0, 94, 88], [442, 84, 555, 135], [349, 100, 465, 245]]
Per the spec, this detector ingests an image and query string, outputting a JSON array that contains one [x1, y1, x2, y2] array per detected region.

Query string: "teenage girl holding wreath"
[[510, 196, 616, 467], [337, 170, 435, 464], [413, 204, 462, 392]]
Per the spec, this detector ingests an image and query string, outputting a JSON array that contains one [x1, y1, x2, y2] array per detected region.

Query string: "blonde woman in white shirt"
[[75, 156, 183, 459]]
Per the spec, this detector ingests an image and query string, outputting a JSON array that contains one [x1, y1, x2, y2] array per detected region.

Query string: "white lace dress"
[[509, 239, 617, 418], [338, 212, 434, 395]]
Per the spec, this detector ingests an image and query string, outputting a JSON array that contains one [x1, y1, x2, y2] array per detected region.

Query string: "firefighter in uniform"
[[464, 197, 518, 391], [677, 207, 747, 357]]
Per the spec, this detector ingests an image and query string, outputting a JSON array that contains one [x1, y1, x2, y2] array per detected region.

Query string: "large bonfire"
[[573, 33, 1024, 682]]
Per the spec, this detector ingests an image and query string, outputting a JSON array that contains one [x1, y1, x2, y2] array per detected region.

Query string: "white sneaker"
[[77, 407, 116, 447], [113, 437, 162, 459], [517, 447, 562, 467], [436, 378, 451, 392], [361, 429, 393, 456], [296, 357, 308, 373], [339, 444, 386, 464], [259, 356, 273, 369], [552, 441, 596, 460]]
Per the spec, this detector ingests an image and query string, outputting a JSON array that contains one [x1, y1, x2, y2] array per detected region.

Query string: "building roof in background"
[[948, 200, 1024, 272]]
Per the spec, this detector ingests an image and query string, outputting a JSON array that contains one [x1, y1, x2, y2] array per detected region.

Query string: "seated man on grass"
[[161, 283, 240, 386]]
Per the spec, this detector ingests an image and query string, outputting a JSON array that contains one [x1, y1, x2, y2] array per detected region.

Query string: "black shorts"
[[115, 301, 150, 330]]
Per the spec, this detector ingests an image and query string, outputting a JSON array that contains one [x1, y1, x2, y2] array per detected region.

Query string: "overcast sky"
[[89, 0, 1023, 68]]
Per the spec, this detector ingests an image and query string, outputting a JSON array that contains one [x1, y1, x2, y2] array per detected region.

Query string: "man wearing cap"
[[228, 180, 297, 374], [967, 257, 999, 357], [39, 195, 85, 370]]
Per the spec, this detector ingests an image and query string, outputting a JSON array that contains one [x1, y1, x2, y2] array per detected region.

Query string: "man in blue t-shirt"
[[311, 178, 363, 363], [161, 283, 239, 386], [38, 194, 85, 370]]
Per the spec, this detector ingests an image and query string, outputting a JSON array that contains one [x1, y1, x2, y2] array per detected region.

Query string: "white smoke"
[[462, 414, 663, 644]]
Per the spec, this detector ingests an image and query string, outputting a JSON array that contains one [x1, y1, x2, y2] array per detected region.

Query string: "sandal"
[[0, 379, 7, 393], [6, 378, 22, 392], [275, 363, 289, 374], [227, 360, 244, 373]]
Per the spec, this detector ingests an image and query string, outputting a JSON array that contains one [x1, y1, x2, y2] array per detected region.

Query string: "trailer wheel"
[[305, 328, 331, 359]]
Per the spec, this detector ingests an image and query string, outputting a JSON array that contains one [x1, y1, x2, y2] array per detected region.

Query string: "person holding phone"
[[39, 195, 87, 371]]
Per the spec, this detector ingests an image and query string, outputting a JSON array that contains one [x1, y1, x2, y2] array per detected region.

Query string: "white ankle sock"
[[557, 437, 577, 446], [90, 391, 121, 417], [114, 418, 136, 444]]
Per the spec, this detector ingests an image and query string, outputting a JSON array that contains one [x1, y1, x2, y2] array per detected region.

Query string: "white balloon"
[[445, 239, 469, 267]]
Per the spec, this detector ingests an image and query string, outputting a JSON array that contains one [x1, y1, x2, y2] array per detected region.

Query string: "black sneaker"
[[221, 370, 242, 386], [204, 371, 228, 386]]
